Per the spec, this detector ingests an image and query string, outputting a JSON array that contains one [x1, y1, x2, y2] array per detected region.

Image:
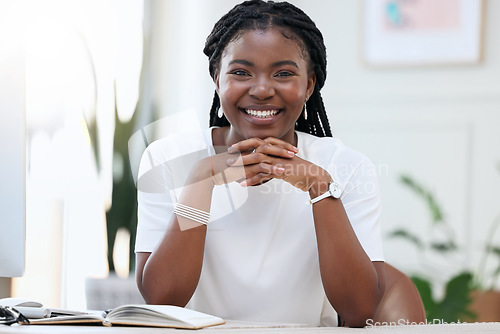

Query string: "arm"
[[228, 139, 385, 327], [136, 143, 294, 305], [136, 160, 214, 306], [309, 178, 385, 327]]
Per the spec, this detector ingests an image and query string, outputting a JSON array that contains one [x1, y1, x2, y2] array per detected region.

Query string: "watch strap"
[[309, 181, 341, 204], [309, 191, 330, 204]]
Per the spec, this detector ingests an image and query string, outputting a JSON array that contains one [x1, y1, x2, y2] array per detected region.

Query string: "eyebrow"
[[272, 60, 299, 69], [228, 59, 253, 67], [228, 59, 299, 69]]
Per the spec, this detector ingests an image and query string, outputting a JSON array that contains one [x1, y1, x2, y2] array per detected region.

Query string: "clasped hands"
[[202, 137, 331, 193]]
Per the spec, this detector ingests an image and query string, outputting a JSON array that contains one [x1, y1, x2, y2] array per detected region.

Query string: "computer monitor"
[[0, 30, 26, 278]]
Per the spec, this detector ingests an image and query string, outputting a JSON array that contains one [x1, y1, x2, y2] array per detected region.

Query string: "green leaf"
[[106, 106, 140, 272], [412, 273, 476, 322], [411, 276, 436, 321], [486, 245, 500, 256], [426, 193, 444, 224], [437, 272, 476, 322], [401, 175, 425, 197], [400, 174, 444, 225], [430, 241, 457, 253], [84, 113, 100, 171], [388, 229, 424, 249], [485, 246, 500, 281]]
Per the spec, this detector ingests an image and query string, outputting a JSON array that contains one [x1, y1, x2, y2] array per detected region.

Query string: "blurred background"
[[0, 0, 498, 322]]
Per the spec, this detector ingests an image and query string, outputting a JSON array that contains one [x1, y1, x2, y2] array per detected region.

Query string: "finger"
[[227, 153, 273, 167], [223, 160, 280, 183], [228, 137, 299, 155], [240, 174, 273, 187], [211, 163, 246, 185], [263, 137, 299, 153], [255, 142, 295, 159], [227, 138, 265, 153], [239, 164, 285, 187], [228, 142, 295, 161]]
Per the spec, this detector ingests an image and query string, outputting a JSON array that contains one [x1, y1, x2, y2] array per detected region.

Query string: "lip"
[[239, 105, 283, 125]]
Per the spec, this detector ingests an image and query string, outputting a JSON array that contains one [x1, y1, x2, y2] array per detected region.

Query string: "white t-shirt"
[[135, 128, 384, 326]]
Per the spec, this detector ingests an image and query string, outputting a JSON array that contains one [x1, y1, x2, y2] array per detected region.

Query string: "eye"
[[230, 69, 250, 76], [275, 71, 294, 78]]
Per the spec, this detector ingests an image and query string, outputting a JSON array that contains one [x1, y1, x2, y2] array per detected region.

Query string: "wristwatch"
[[309, 181, 342, 204]]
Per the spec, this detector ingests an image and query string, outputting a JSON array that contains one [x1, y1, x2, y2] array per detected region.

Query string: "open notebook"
[[23, 304, 225, 329]]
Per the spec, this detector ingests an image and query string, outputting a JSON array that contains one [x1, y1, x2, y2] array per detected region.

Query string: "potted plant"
[[468, 214, 500, 322], [389, 174, 500, 322]]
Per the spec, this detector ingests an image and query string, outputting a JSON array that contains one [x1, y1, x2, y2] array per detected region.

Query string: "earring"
[[303, 104, 307, 120], [218, 108, 224, 118]]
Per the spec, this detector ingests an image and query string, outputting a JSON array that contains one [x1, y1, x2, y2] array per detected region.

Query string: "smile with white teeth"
[[244, 109, 280, 118]]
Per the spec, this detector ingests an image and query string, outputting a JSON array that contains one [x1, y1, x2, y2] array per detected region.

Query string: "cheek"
[[281, 83, 307, 104], [219, 79, 246, 101]]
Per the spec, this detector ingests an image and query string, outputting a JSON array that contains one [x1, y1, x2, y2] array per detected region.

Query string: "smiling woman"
[[214, 28, 315, 144], [135, 0, 384, 328]]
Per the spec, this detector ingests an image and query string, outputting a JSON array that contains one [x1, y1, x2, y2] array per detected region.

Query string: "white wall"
[[145, 0, 500, 289], [304, 0, 500, 288], [4, 0, 143, 307]]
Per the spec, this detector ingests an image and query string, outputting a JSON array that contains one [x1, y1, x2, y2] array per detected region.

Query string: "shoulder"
[[147, 129, 210, 155], [138, 128, 212, 177], [297, 131, 372, 169]]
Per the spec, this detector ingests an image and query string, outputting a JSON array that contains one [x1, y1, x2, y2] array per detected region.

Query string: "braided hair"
[[204, 0, 332, 137]]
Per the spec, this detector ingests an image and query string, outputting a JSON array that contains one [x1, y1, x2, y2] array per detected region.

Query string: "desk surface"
[[1, 322, 500, 333]]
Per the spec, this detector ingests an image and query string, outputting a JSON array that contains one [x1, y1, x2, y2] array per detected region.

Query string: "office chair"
[[372, 263, 426, 324], [339, 263, 426, 327]]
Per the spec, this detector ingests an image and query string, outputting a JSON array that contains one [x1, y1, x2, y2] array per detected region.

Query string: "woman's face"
[[215, 27, 316, 146]]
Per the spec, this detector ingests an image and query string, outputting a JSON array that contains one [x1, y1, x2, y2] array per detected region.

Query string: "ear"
[[214, 71, 220, 94], [306, 71, 316, 100]]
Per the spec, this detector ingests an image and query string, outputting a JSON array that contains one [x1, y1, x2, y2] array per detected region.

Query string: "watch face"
[[329, 181, 342, 199]]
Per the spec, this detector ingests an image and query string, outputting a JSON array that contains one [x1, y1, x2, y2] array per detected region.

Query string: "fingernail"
[[239, 180, 248, 187], [226, 158, 235, 165], [227, 146, 236, 153], [287, 150, 295, 156], [293, 146, 299, 153], [275, 167, 285, 174]]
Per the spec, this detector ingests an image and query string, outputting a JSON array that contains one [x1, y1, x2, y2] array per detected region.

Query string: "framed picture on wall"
[[362, 0, 484, 66]]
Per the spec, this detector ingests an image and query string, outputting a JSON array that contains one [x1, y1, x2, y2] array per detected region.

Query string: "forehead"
[[221, 28, 309, 64]]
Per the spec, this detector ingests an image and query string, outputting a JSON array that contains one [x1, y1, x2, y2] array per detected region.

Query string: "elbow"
[[335, 287, 384, 328], [139, 286, 163, 305], [137, 281, 157, 305], [139, 287, 189, 306], [143, 293, 187, 307], [137, 278, 191, 307], [135, 253, 191, 306], [339, 305, 377, 328]]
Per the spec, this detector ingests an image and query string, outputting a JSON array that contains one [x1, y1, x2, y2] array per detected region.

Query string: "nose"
[[249, 76, 275, 100]]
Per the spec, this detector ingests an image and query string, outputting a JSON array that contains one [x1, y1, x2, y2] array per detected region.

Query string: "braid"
[[205, 0, 332, 137], [209, 91, 229, 127]]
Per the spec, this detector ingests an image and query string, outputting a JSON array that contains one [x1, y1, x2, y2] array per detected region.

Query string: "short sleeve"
[[339, 156, 384, 261], [134, 141, 175, 253], [298, 133, 384, 262], [134, 130, 213, 253]]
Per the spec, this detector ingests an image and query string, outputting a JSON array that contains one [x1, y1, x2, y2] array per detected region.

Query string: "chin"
[[243, 126, 289, 140]]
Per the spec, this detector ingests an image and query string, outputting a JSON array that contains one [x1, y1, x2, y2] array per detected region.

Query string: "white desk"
[[1, 322, 500, 333]]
